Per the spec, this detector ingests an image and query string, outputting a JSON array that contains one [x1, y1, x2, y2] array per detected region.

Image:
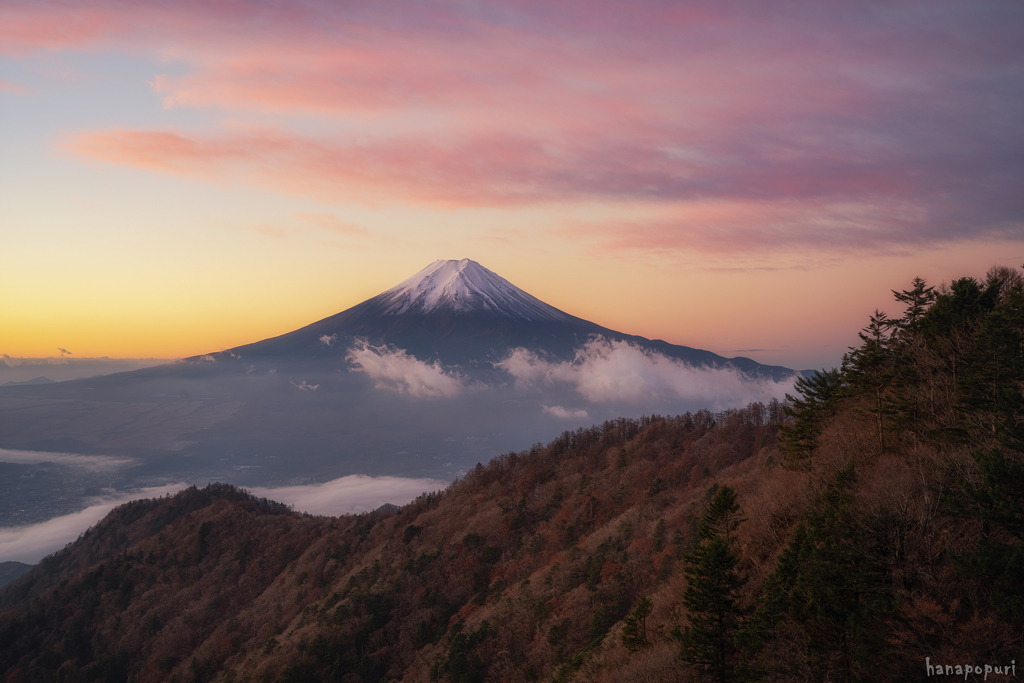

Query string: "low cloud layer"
[[0, 474, 447, 565], [347, 339, 464, 398], [0, 484, 188, 564], [543, 405, 590, 420], [497, 338, 796, 410], [250, 474, 447, 517], [0, 448, 133, 469]]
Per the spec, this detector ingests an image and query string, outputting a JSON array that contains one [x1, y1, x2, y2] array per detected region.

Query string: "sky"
[[2, 0, 1022, 371]]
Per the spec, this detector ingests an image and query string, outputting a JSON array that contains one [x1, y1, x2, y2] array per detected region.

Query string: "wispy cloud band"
[[496, 338, 796, 409], [12, 0, 1016, 257]]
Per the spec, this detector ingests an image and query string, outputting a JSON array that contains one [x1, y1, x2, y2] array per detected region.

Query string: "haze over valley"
[[0, 260, 797, 554]]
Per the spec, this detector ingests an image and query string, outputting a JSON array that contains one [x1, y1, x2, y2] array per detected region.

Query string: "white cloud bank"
[[250, 474, 447, 517], [543, 405, 590, 420], [496, 338, 796, 410], [0, 448, 133, 469], [0, 484, 188, 564], [0, 475, 447, 565], [347, 339, 464, 398]]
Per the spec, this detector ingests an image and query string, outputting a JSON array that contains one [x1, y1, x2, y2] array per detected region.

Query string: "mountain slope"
[[1, 396, 1014, 683], [0, 406, 781, 683], [201, 259, 794, 379]]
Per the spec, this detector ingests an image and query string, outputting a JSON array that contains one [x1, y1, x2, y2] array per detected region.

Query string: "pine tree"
[[652, 518, 666, 552], [948, 266, 1024, 621], [743, 522, 809, 648], [673, 486, 748, 683], [779, 368, 846, 463], [891, 276, 936, 333], [885, 277, 937, 434], [621, 596, 653, 653], [748, 465, 893, 682], [845, 310, 897, 452]]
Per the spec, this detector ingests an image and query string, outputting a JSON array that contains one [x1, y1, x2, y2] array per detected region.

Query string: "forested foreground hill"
[[2, 265, 1023, 683]]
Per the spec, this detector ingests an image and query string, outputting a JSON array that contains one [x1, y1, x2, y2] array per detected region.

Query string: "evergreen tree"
[[955, 449, 1024, 621], [891, 276, 936, 333], [673, 486, 748, 683], [947, 266, 1024, 621], [742, 522, 808, 649], [845, 310, 897, 452], [652, 518, 666, 552], [748, 465, 893, 683], [922, 277, 999, 343], [779, 368, 846, 463], [885, 277, 937, 434], [957, 270, 1024, 448], [621, 596, 653, 653]]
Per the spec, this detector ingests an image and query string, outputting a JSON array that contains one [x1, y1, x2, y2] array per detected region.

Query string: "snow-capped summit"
[[168, 257, 796, 382], [375, 259, 571, 322]]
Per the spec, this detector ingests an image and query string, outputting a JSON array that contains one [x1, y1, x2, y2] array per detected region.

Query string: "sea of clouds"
[[347, 339, 466, 398], [0, 483, 189, 565], [496, 338, 796, 410], [0, 448, 133, 469], [1, 337, 795, 565], [347, 336, 796, 412], [0, 471, 446, 565]]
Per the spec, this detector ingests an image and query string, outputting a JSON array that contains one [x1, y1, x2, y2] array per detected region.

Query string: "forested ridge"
[[1, 265, 1022, 683]]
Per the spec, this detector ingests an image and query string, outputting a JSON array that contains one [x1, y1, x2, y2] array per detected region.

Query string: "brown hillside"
[[2, 407, 784, 682]]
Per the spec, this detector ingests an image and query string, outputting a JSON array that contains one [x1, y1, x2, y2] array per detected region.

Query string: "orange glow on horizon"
[[2, 1, 1021, 371]]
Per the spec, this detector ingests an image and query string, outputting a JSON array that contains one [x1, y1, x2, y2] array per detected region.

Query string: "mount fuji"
[[0, 260, 798, 523], [199, 259, 793, 380]]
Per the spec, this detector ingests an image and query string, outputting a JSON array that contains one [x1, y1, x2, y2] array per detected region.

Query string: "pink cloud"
[[62, 123, 1024, 253], [1, 5, 125, 54], [562, 193, 1024, 257], [0, 2, 312, 55], [0, 79, 31, 95], [294, 212, 370, 238], [0, 1, 922, 129], [15, 0, 1021, 252], [560, 200, 927, 256], [62, 127, 579, 206]]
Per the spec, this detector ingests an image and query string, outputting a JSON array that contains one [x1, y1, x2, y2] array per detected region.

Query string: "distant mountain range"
[[0, 561, 32, 588], [0, 260, 800, 518], [0, 377, 54, 388]]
